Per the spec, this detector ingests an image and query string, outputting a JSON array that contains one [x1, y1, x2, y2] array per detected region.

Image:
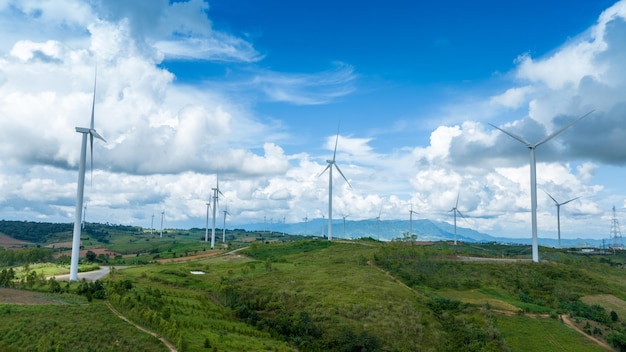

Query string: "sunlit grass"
[[496, 314, 608, 352]]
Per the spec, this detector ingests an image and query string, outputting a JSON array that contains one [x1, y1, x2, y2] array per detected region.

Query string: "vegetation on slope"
[[4, 221, 626, 351]]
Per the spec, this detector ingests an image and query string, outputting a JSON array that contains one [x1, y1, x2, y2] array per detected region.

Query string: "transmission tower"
[[610, 205, 623, 249]]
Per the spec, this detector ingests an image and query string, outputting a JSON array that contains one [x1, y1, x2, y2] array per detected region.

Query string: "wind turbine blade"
[[561, 196, 581, 205], [318, 163, 331, 177], [457, 209, 467, 220], [334, 163, 352, 188], [90, 66, 97, 129], [88, 134, 94, 185], [535, 110, 594, 148], [543, 190, 558, 205], [455, 192, 460, 209], [489, 123, 532, 147], [90, 130, 106, 142]]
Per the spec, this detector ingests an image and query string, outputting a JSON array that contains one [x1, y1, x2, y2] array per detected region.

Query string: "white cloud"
[[1, 0, 625, 243]]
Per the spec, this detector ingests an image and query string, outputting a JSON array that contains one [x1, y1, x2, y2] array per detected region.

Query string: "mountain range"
[[238, 218, 614, 249]]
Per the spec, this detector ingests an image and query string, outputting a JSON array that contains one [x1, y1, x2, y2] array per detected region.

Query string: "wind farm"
[[4, 1, 626, 351]]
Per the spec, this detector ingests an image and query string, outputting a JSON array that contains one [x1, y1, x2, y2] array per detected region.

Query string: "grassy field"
[[6, 222, 626, 351], [496, 314, 609, 352], [0, 300, 168, 352]]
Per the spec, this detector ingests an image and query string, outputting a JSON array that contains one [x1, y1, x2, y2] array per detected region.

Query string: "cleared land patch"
[[0, 234, 32, 248]]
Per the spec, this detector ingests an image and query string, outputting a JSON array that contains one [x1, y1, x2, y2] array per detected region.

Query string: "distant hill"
[[0, 220, 72, 243], [239, 218, 607, 248], [0, 218, 608, 249]]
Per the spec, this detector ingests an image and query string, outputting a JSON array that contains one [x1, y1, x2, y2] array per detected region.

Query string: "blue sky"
[[1, 0, 626, 241]]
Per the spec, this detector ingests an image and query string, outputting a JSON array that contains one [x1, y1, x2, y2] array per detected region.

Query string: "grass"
[[0, 301, 168, 352], [496, 314, 608, 352], [582, 294, 626, 319], [437, 287, 520, 312], [7, 227, 626, 351]]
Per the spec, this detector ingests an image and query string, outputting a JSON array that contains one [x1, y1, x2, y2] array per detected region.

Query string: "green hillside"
[[2, 222, 626, 351]]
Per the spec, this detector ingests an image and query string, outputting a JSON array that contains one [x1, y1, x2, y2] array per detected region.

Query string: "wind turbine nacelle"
[[326, 160, 333, 163]]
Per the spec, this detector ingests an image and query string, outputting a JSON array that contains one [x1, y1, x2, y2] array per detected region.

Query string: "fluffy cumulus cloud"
[[1, 0, 626, 241], [0, 0, 359, 227]]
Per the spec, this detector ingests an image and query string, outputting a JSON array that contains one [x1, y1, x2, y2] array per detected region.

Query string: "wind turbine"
[[222, 206, 230, 243], [449, 193, 464, 246], [69, 69, 106, 282], [342, 214, 349, 239], [82, 205, 87, 229], [282, 216, 286, 236], [205, 202, 211, 242], [544, 191, 580, 248], [151, 212, 154, 235], [319, 127, 351, 241], [303, 216, 308, 236], [210, 175, 223, 249], [490, 111, 592, 262], [160, 211, 165, 238], [409, 204, 418, 240]]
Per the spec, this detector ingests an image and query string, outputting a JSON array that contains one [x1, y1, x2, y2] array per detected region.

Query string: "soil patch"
[[156, 250, 223, 264], [0, 234, 33, 248]]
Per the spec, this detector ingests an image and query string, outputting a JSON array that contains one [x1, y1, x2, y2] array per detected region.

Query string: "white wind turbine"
[[544, 191, 580, 248], [205, 202, 211, 242], [409, 204, 418, 240], [319, 128, 351, 241], [69, 70, 106, 282], [303, 216, 308, 236], [210, 174, 224, 249], [222, 206, 230, 243], [448, 193, 464, 246], [342, 214, 349, 239], [160, 211, 165, 237], [490, 111, 593, 262]]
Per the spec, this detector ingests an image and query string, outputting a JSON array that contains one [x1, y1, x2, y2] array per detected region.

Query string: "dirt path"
[[106, 301, 177, 352], [561, 315, 617, 351], [156, 246, 249, 264]]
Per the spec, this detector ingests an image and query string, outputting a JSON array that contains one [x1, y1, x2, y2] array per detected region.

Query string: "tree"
[[86, 250, 97, 262]]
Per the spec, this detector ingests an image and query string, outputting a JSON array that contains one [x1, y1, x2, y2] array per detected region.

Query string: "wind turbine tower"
[[70, 69, 106, 282], [342, 214, 349, 239], [282, 216, 286, 236], [610, 205, 623, 249], [160, 211, 165, 238], [449, 193, 464, 246], [544, 191, 579, 248], [303, 216, 308, 236], [222, 207, 229, 243], [151, 212, 154, 235], [490, 111, 592, 262], [409, 205, 418, 240], [205, 202, 211, 242], [319, 127, 351, 241], [82, 205, 87, 229]]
